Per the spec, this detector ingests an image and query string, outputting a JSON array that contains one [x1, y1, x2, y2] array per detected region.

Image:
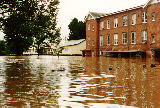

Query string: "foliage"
[[53, 47, 64, 57], [68, 18, 86, 40], [0, 40, 10, 55], [0, 0, 60, 56]]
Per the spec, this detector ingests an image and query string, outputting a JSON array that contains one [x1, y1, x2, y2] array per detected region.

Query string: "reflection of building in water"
[[67, 56, 160, 108]]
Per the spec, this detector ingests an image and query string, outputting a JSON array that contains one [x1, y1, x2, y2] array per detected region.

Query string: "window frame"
[[100, 35, 103, 46], [114, 33, 118, 45], [107, 34, 110, 45], [142, 12, 147, 23], [122, 32, 127, 44], [107, 19, 110, 29], [114, 18, 118, 28], [92, 25, 94, 31], [131, 14, 136, 25], [100, 21, 104, 30], [88, 37, 90, 45], [151, 34, 155, 43], [122, 16, 127, 26], [141, 30, 147, 43], [92, 40, 94, 46], [152, 13, 155, 21], [88, 24, 90, 30], [131, 32, 136, 44]]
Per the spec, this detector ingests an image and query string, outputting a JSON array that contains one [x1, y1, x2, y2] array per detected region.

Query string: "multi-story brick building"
[[82, 0, 160, 58]]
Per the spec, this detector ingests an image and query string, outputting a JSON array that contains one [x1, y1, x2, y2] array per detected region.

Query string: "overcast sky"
[[0, 0, 148, 40], [57, 0, 148, 39]]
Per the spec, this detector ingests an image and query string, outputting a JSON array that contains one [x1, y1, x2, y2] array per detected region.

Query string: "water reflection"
[[0, 56, 160, 107]]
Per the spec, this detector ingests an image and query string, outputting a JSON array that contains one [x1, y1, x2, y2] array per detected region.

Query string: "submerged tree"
[[68, 18, 86, 40], [0, 0, 60, 55]]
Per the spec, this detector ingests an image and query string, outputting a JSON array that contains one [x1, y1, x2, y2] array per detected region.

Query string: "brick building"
[[83, 0, 160, 58]]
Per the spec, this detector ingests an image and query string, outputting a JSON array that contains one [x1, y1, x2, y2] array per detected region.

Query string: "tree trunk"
[[37, 45, 40, 56]]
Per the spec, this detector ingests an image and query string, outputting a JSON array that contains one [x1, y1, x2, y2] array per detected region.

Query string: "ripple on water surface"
[[0, 56, 159, 108]]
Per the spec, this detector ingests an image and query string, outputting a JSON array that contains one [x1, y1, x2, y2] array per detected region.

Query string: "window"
[[114, 18, 118, 28], [122, 32, 127, 44], [100, 36, 103, 46], [142, 12, 147, 23], [92, 25, 94, 31], [107, 34, 110, 45], [114, 34, 118, 45], [88, 24, 90, 30], [100, 21, 104, 30], [131, 14, 136, 25], [92, 40, 94, 46], [141, 30, 147, 43], [122, 16, 127, 26], [151, 34, 155, 43], [100, 51, 103, 56], [107, 20, 110, 29], [88, 37, 90, 45], [131, 32, 136, 44], [152, 13, 155, 21]]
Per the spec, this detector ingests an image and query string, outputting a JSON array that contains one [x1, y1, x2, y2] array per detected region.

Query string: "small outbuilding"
[[61, 39, 86, 56]]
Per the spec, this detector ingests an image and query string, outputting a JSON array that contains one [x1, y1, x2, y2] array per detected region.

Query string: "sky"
[[0, 0, 148, 40], [57, 0, 147, 39]]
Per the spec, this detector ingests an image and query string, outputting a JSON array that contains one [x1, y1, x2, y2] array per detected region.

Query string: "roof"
[[85, 0, 155, 20], [106, 5, 144, 16], [89, 12, 107, 19], [61, 39, 85, 47]]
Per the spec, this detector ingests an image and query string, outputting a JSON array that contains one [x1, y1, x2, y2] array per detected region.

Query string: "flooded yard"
[[0, 55, 160, 108]]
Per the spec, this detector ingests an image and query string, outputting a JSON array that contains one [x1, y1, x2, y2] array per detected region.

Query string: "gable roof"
[[85, 12, 107, 21], [89, 12, 107, 19], [143, 0, 160, 7], [85, 0, 156, 21]]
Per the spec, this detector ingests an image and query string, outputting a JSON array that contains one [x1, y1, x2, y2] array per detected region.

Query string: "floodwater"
[[0, 56, 160, 108]]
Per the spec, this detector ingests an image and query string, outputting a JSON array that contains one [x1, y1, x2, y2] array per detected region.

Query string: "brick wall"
[[86, 3, 160, 57]]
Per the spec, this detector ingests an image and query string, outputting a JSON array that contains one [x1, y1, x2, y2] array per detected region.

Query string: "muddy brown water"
[[0, 55, 160, 108]]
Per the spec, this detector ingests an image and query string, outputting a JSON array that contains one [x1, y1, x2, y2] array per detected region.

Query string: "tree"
[[68, 18, 86, 40], [0, 0, 60, 56], [0, 40, 6, 55]]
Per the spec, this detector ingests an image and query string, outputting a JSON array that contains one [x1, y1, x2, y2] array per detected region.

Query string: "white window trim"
[[100, 36, 103, 46], [131, 14, 136, 25], [114, 34, 118, 45], [114, 18, 118, 28], [152, 13, 155, 22], [92, 40, 94, 46], [107, 20, 110, 29], [88, 24, 90, 30], [100, 21, 104, 30], [142, 12, 147, 23], [122, 32, 127, 44], [107, 34, 110, 45], [131, 32, 136, 44], [151, 34, 155, 43], [141, 30, 147, 43], [122, 16, 127, 26], [92, 25, 94, 31], [88, 37, 90, 45]]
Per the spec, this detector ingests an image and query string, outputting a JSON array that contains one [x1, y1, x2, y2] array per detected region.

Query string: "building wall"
[[86, 2, 160, 57], [86, 19, 99, 56], [62, 40, 86, 55], [147, 3, 160, 49]]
